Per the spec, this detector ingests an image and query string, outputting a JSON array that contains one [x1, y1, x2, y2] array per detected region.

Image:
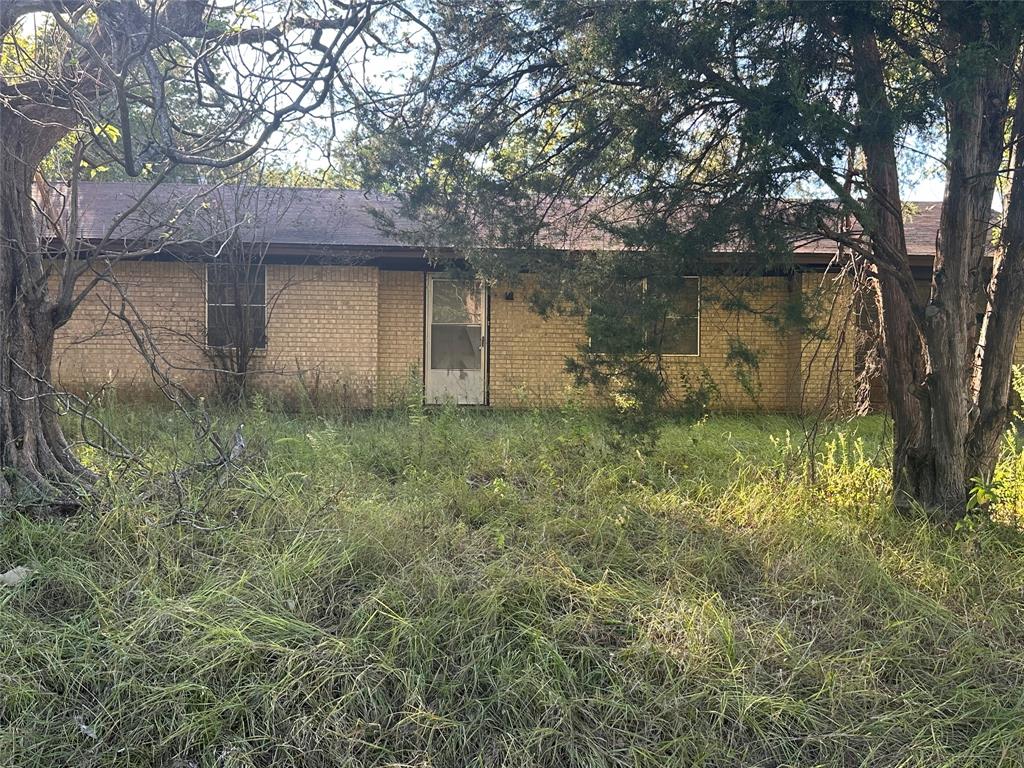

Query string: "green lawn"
[[2, 406, 1024, 767]]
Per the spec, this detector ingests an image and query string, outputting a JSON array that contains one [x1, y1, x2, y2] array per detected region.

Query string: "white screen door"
[[425, 277, 487, 404]]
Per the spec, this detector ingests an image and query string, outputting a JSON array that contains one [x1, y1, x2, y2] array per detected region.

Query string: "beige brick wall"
[[52, 260, 858, 414], [488, 278, 589, 407], [796, 271, 857, 416], [489, 275, 807, 412], [254, 265, 378, 406], [661, 276, 793, 411], [54, 261, 380, 407], [53, 261, 209, 396], [1013, 318, 1024, 368], [377, 270, 425, 405]]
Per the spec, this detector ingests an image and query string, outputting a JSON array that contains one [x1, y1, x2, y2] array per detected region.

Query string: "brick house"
[[47, 182, 957, 412]]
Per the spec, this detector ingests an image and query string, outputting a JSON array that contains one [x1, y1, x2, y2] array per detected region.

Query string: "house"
[[45, 182, 960, 412]]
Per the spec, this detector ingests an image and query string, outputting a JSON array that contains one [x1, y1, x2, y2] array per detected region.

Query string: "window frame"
[[587, 275, 701, 357], [427, 277, 486, 372], [204, 262, 269, 351], [658, 276, 701, 358]]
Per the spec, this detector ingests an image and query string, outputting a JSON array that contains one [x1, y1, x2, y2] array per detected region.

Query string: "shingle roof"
[[47, 181, 947, 258], [46, 182, 415, 250], [901, 201, 943, 256]]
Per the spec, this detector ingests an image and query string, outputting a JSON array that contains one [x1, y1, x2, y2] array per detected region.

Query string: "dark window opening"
[[206, 264, 267, 349], [655, 277, 700, 356], [589, 276, 700, 356]]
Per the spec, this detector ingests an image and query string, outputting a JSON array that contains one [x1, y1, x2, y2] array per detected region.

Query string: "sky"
[[904, 176, 946, 202]]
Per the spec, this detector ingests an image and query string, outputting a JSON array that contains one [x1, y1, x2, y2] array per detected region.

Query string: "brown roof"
[[43, 182, 416, 251], [46, 181, 947, 259], [791, 201, 943, 258], [901, 202, 943, 256]]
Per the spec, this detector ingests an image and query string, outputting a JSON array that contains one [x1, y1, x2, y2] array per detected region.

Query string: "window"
[[588, 276, 700, 356], [654, 277, 700, 356], [430, 279, 483, 370], [587, 280, 647, 355], [206, 263, 267, 349]]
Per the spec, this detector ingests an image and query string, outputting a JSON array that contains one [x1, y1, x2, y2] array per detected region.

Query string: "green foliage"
[[967, 368, 1024, 519], [2, 408, 1024, 766], [355, 3, 1024, 514], [355, 0, 980, 448], [725, 338, 762, 403], [967, 474, 1002, 512], [677, 368, 720, 421], [1012, 364, 1024, 420]]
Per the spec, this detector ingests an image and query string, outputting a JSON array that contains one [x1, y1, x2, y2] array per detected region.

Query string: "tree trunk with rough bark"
[[0, 106, 92, 507], [0, 0, 371, 510], [964, 75, 1024, 484], [849, 15, 1022, 520]]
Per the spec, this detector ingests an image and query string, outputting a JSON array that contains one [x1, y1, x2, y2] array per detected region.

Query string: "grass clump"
[[2, 407, 1024, 767]]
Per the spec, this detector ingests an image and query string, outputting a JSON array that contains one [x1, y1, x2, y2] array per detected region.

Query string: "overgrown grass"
[[3, 405, 1024, 767]]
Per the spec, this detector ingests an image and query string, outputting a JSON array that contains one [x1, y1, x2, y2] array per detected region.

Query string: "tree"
[[199, 189, 279, 406], [0, 0, 401, 507], [357, 0, 1024, 519], [173, 178, 306, 405]]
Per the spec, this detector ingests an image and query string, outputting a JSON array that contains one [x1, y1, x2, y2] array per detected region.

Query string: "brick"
[[54, 263, 857, 413]]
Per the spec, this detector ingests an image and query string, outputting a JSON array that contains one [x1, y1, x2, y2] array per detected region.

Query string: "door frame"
[[424, 274, 488, 405]]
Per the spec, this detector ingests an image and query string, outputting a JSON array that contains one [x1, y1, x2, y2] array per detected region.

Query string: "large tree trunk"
[[966, 73, 1024, 483], [849, 14, 1022, 521], [0, 106, 92, 508], [921, 8, 1016, 514], [849, 26, 942, 512]]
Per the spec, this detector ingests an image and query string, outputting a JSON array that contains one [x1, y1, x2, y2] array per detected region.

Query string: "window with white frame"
[[205, 263, 267, 349]]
